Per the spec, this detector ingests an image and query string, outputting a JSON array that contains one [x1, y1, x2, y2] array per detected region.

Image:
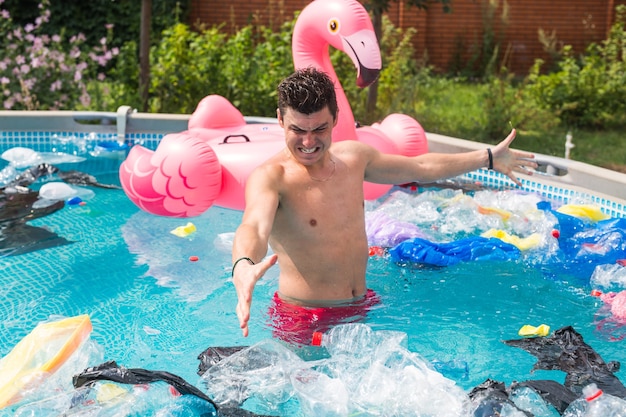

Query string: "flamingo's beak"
[[357, 66, 380, 88]]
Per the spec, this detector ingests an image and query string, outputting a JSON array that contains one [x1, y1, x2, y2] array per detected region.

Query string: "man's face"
[[277, 106, 336, 166]]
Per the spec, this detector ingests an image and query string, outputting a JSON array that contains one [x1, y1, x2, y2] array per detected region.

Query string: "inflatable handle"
[[221, 134, 250, 144]]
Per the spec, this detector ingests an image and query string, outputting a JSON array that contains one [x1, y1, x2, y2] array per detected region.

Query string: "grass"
[[403, 78, 626, 173]]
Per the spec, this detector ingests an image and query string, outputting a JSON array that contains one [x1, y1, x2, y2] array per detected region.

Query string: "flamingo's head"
[[293, 0, 382, 87]]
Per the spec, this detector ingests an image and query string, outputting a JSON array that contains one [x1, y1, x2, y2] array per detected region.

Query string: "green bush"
[[0, 0, 118, 110], [3, 0, 189, 55], [149, 23, 227, 113], [103, 18, 294, 115], [219, 21, 294, 117], [525, 5, 626, 129]]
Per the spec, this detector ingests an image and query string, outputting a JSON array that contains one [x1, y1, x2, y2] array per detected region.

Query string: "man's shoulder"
[[251, 152, 288, 182], [332, 139, 377, 161]]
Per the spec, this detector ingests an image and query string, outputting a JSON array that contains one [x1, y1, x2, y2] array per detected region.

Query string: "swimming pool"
[[1, 116, 626, 416]]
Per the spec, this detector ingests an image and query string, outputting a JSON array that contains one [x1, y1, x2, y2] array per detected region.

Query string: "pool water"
[[1, 149, 625, 415]]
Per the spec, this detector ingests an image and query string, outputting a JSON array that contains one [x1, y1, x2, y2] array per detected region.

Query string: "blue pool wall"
[[2, 111, 625, 219]]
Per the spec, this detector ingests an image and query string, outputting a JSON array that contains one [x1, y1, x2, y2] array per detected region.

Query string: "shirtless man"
[[232, 68, 536, 338]]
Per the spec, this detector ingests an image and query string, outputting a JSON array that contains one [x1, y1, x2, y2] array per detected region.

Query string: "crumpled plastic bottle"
[[311, 323, 407, 359], [580, 383, 626, 417]]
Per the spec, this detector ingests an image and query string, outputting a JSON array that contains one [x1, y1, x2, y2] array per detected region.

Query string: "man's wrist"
[[232, 257, 255, 277]]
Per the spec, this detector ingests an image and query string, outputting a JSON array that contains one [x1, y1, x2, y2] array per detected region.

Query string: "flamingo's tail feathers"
[[188, 95, 246, 130], [120, 133, 222, 217], [374, 114, 429, 157]]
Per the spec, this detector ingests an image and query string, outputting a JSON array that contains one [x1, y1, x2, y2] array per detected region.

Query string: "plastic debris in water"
[[518, 324, 550, 337], [170, 222, 197, 238]]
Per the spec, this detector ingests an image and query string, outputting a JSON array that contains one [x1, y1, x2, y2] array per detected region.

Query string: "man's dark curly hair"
[[277, 67, 338, 121]]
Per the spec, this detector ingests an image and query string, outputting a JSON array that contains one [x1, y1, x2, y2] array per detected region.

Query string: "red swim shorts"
[[267, 289, 380, 346]]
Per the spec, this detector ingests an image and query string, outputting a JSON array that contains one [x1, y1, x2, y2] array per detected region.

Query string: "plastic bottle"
[[581, 383, 626, 417], [311, 323, 407, 359], [311, 323, 375, 357], [562, 397, 587, 417]]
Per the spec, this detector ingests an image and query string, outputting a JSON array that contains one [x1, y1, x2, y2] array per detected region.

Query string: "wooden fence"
[[188, 0, 625, 75]]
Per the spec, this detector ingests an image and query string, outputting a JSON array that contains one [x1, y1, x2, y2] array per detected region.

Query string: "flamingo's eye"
[[328, 19, 340, 34]]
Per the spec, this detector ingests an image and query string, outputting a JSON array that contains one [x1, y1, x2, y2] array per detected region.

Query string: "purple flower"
[[50, 79, 62, 91], [24, 23, 35, 33], [80, 92, 90, 107], [22, 78, 35, 89]]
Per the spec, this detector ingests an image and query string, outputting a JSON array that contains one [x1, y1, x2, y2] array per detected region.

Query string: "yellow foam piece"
[[0, 315, 92, 408], [481, 229, 542, 251], [556, 204, 609, 222], [518, 324, 550, 337], [96, 383, 128, 403], [170, 222, 197, 237]]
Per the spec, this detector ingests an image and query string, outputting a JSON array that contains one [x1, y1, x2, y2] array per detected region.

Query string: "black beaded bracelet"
[[232, 257, 255, 277], [487, 148, 493, 170]]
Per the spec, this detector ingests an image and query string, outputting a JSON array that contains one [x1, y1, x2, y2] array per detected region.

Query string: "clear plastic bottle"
[[310, 323, 407, 359], [581, 383, 626, 417], [311, 323, 376, 357]]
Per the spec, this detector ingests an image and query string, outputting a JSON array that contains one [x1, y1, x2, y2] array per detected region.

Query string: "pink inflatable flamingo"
[[119, 0, 428, 217]]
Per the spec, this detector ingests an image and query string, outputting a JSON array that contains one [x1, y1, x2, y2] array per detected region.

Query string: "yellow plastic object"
[[556, 204, 609, 222], [170, 222, 197, 237], [518, 324, 550, 337], [96, 383, 128, 403], [481, 229, 542, 251], [0, 315, 92, 409]]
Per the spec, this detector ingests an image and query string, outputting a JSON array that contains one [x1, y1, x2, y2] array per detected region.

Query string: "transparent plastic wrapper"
[[201, 324, 470, 416], [365, 211, 427, 248], [14, 381, 215, 417], [374, 189, 451, 225], [201, 339, 304, 407], [1, 147, 85, 169], [591, 263, 626, 291], [291, 369, 350, 417], [33, 182, 95, 209], [298, 324, 470, 417], [509, 385, 561, 417], [0, 315, 102, 410], [468, 379, 538, 417]]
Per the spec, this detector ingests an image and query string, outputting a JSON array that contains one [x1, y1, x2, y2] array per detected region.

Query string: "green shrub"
[[0, 0, 118, 110], [219, 21, 294, 117], [3, 0, 189, 56], [147, 23, 227, 113], [525, 5, 626, 129]]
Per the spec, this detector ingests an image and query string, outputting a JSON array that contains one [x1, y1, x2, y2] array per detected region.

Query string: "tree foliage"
[[2, 0, 189, 50]]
